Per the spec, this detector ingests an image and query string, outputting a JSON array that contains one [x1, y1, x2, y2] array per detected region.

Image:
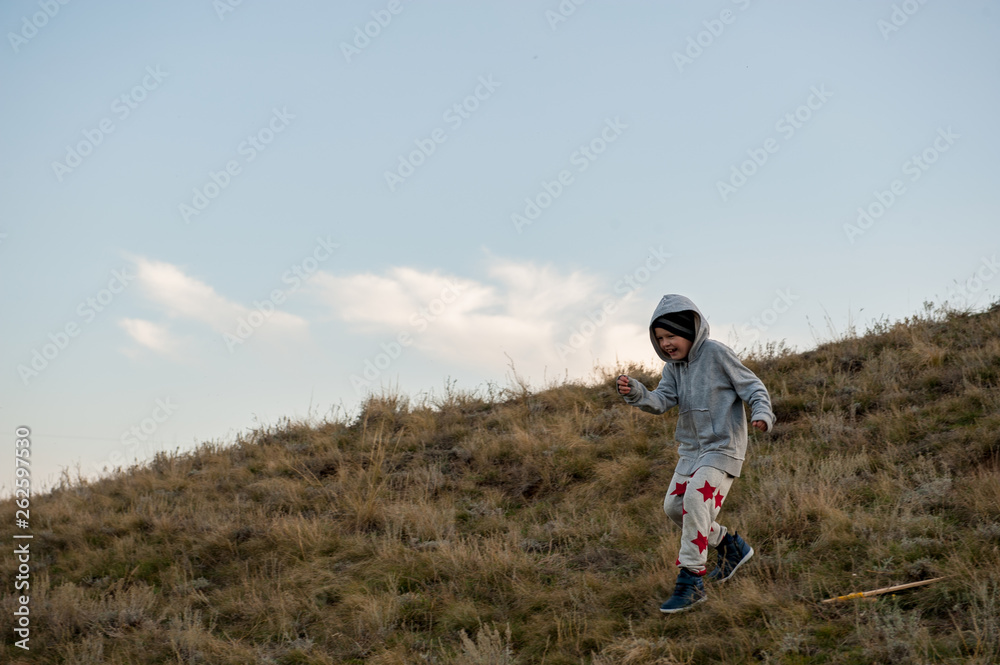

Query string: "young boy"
[[616, 294, 775, 613]]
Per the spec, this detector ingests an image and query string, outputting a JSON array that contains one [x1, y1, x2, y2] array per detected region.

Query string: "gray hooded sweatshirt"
[[622, 294, 775, 477]]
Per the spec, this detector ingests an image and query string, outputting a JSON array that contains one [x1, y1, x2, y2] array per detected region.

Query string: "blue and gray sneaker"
[[706, 531, 754, 582], [660, 568, 707, 614]]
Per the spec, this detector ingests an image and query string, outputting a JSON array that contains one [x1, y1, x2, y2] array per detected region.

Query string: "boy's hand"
[[751, 420, 767, 432], [616, 374, 630, 395]]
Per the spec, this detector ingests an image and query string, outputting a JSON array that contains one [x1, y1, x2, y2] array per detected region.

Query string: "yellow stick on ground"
[[821, 576, 949, 604]]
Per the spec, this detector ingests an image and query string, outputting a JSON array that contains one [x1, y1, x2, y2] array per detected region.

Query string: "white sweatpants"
[[662, 465, 735, 574]]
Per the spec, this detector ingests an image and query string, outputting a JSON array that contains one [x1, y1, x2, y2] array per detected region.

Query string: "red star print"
[[670, 481, 688, 497], [681, 506, 687, 516], [697, 481, 716, 503], [675, 558, 680, 566], [714, 492, 725, 509], [692, 531, 709, 553]]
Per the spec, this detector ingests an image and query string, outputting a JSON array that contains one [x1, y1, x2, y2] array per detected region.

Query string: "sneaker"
[[660, 568, 707, 614], [706, 531, 754, 583]]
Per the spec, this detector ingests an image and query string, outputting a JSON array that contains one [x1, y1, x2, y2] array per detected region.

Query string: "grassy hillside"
[[3, 305, 1000, 664]]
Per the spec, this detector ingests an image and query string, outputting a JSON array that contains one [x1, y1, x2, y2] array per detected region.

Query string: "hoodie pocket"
[[677, 408, 716, 446]]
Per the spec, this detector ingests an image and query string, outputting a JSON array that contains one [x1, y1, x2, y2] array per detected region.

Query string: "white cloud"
[[119, 318, 178, 355], [313, 256, 656, 383], [313, 266, 493, 329], [124, 256, 309, 353]]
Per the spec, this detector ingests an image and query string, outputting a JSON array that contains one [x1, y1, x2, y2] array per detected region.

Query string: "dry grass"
[[3, 303, 1000, 663]]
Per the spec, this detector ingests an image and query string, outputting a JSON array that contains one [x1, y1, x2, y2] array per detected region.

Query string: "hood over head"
[[648, 294, 709, 363]]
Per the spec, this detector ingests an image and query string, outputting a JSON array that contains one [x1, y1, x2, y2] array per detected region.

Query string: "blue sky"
[[2, 0, 998, 497]]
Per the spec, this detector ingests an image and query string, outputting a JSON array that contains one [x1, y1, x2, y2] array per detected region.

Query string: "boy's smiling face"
[[653, 326, 693, 361]]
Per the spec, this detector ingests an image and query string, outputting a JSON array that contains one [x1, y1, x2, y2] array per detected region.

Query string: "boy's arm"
[[620, 371, 678, 414], [720, 347, 776, 432]]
